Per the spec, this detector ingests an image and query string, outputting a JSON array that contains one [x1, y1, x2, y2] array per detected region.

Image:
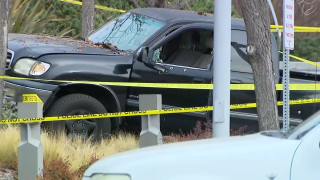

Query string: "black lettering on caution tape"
[[2, 99, 320, 125], [8, 119, 19, 123]]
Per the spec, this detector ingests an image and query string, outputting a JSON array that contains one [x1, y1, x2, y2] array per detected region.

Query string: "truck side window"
[[152, 28, 213, 70], [231, 30, 252, 73]]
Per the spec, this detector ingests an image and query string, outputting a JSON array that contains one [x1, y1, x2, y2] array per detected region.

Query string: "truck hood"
[[8, 33, 119, 59], [83, 133, 301, 180]]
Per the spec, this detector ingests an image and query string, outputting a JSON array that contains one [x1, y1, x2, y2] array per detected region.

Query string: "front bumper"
[[4, 79, 58, 106]]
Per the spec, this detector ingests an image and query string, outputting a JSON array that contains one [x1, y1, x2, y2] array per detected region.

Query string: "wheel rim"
[[64, 109, 97, 140]]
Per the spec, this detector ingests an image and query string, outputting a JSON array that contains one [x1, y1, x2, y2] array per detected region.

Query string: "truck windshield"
[[88, 12, 165, 53]]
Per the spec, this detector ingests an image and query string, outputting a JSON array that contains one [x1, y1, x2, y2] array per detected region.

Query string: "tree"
[[82, 0, 95, 39], [237, 0, 279, 131], [0, 0, 9, 124]]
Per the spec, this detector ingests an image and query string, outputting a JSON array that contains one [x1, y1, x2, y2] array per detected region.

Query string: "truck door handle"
[[231, 79, 243, 84], [154, 65, 169, 74], [192, 78, 205, 83]]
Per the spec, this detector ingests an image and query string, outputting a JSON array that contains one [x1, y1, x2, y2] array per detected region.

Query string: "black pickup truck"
[[4, 8, 320, 139]]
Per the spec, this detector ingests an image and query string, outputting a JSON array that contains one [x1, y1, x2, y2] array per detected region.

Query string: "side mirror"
[[136, 46, 149, 63]]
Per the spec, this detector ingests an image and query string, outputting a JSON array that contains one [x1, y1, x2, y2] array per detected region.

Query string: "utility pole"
[[212, 0, 232, 138]]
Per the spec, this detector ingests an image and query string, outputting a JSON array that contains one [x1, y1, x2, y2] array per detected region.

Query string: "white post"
[[18, 102, 44, 180], [282, 0, 294, 132], [139, 94, 163, 148], [212, 0, 232, 138]]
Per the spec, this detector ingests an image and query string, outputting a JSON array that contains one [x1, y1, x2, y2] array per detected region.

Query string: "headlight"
[[13, 58, 50, 76], [90, 174, 131, 180]]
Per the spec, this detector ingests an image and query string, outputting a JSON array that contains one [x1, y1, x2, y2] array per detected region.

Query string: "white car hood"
[[83, 133, 301, 180]]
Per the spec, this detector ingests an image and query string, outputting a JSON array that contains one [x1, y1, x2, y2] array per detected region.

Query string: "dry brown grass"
[[0, 125, 139, 172]]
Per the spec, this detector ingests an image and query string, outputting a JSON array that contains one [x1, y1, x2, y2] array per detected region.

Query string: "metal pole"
[[282, 0, 294, 132], [282, 48, 290, 132], [139, 94, 163, 148], [18, 102, 43, 180], [212, 0, 232, 138]]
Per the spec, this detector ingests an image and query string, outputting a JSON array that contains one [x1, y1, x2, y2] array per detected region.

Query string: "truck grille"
[[6, 50, 14, 69]]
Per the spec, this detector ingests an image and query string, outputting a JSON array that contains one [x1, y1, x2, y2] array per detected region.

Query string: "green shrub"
[[9, 0, 72, 36], [0, 100, 18, 130], [2, 100, 17, 120], [42, 0, 133, 39]]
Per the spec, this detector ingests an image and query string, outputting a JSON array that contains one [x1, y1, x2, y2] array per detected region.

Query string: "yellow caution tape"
[[1, 98, 320, 124], [23, 94, 44, 106], [271, 25, 320, 32], [1, 75, 320, 90], [271, 29, 320, 32], [59, 0, 126, 13], [279, 51, 320, 68], [271, 25, 320, 31]]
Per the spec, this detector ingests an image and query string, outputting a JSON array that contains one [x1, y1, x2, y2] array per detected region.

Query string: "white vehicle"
[[82, 110, 320, 180]]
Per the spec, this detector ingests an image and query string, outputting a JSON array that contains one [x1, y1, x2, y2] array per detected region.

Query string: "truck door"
[[127, 24, 214, 134]]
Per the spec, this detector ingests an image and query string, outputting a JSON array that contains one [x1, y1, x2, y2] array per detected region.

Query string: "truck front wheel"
[[43, 93, 111, 141]]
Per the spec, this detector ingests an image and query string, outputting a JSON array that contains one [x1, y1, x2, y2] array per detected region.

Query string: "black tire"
[[43, 93, 111, 141]]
